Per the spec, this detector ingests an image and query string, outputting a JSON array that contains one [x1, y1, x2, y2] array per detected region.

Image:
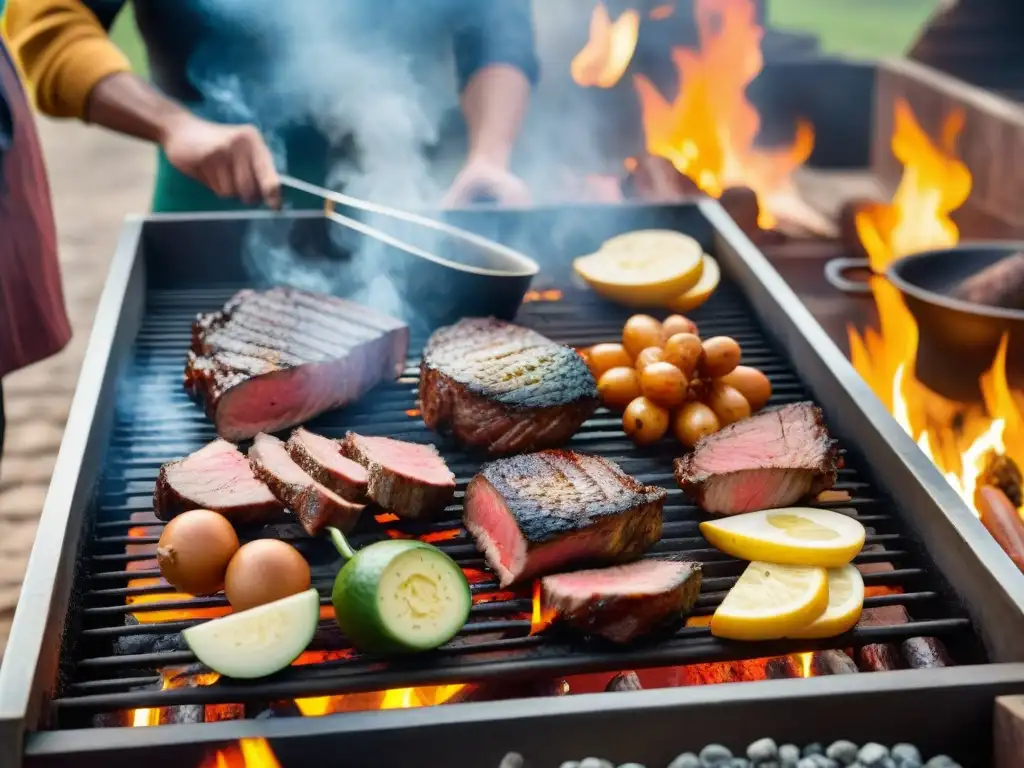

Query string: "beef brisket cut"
[[674, 401, 839, 515], [340, 432, 456, 519], [249, 433, 365, 535], [185, 287, 409, 441], [287, 428, 369, 503], [463, 450, 665, 587], [420, 317, 598, 455], [541, 557, 702, 643], [153, 439, 282, 523]]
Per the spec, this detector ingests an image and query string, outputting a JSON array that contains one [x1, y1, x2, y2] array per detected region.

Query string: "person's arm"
[[443, 1, 539, 206], [4, 0, 279, 206]]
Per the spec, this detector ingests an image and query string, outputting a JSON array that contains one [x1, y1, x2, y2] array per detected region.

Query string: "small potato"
[[687, 377, 709, 402], [719, 365, 772, 411], [587, 343, 632, 378], [672, 402, 721, 447], [622, 396, 670, 446], [635, 346, 666, 371], [623, 315, 665, 358], [639, 361, 689, 409], [705, 381, 751, 426], [663, 314, 699, 338], [664, 333, 704, 376], [597, 366, 642, 410], [700, 336, 742, 378]]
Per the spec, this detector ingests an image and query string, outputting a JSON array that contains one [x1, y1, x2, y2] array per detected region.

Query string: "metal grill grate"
[[51, 282, 979, 725]]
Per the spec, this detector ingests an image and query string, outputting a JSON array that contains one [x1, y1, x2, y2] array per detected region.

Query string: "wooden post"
[[994, 695, 1024, 768], [872, 58, 1024, 240]]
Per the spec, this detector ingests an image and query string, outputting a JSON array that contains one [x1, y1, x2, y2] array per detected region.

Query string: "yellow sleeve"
[[3, 0, 132, 119]]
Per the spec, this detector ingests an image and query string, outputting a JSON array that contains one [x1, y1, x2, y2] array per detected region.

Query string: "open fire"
[[847, 99, 1024, 532]]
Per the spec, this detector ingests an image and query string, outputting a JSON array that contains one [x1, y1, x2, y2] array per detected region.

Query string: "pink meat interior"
[[543, 559, 680, 596], [357, 435, 454, 487], [691, 412, 816, 474], [297, 430, 368, 483], [170, 439, 275, 504], [252, 434, 314, 485]]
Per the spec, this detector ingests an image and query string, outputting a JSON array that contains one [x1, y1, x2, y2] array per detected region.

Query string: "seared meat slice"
[[340, 432, 456, 519], [541, 557, 702, 643], [463, 450, 665, 587], [185, 287, 408, 441], [674, 401, 839, 515], [420, 317, 598, 455], [249, 433, 365, 535], [153, 439, 282, 523], [287, 428, 369, 503]]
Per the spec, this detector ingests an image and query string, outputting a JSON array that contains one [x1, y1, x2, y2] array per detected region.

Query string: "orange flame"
[[199, 738, 282, 768], [523, 289, 564, 303], [847, 102, 1023, 519], [854, 98, 971, 274], [529, 580, 558, 635], [632, 0, 813, 228], [294, 684, 466, 717], [132, 669, 221, 727], [571, 2, 640, 89]]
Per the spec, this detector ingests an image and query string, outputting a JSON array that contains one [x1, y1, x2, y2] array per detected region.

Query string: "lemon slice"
[[700, 507, 865, 568], [789, 565, 864, 639], [710, 561, 829, 641], [665, 254, 720, 312], [573, 230, 704, 307]]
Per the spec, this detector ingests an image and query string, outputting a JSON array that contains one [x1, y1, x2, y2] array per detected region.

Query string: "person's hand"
[[160, 115, 281, 208], [442, 157, 531, 207]]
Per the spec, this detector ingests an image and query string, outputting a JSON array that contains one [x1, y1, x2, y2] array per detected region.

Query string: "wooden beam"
[[872, 58, 1024, 239], [994, 695, 1024, 768]]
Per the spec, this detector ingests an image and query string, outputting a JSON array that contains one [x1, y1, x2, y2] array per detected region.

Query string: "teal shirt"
[[83, 1, 539, 213]]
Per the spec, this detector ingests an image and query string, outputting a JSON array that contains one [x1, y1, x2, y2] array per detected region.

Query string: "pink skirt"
[[0, 37, 71, 377]]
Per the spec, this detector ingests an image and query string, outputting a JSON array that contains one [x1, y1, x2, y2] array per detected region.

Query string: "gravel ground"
[[0, 116, 154, 655]]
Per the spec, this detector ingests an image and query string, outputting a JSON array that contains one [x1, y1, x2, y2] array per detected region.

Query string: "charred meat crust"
[[340, 433, 456, 520], [475, 450, 666, 544], [286, 428, 369, 503], [419, 318, 598, 454]]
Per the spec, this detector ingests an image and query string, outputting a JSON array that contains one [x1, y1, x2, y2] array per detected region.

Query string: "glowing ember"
[[632, 0, 813, 228], [294, 684, 466, 717], [199, 738, 282, 768], [131, 668, 221, 727], [374, 512, 400, 524], [650, 4, 674, 20], [846, 101, 1021, 519], [795, 652, 813, 678], [522, 289, 564, 303], [854, 98, 971, 274], [406, 408, 422, 417], [571, 2, 640, 89], [420, 529, 461, 543], [529, 580, 558, 635]]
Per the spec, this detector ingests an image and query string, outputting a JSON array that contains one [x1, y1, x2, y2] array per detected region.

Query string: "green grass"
[[107, 0, 942, 77]]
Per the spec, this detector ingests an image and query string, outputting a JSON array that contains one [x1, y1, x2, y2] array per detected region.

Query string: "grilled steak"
[[249, 433, 365, 535], [541, 557, 702, 643], [185, 287, 409, 441], [340, 432, 456, 519], [420, 317, 598, 455], [674, 401, 839, 515], [287, 428, 369, 503], [153, 439, 282, 523], [463, 450, 665, 587]]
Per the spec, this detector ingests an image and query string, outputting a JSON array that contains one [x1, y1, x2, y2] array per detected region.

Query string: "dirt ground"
[[0, 117, 154, 654]]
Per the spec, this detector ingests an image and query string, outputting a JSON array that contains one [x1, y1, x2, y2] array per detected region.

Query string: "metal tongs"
[[278, 174, 537, 276]]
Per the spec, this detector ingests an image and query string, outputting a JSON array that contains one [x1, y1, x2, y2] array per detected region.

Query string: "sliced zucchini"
[[183, 588, 319, 678]]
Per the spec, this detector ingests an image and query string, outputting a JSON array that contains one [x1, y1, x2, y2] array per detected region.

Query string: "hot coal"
[[420, 317, 598, 455], [605, 671, 643, 692], [674, 402, 839, 515], [340, 432, 456, 519], [464, 450, 665, 586], [901, 637, 953, 669], [185, 287, 409, 440], [153, 438, 282, 523], [114, 617, 187, 656], [250, 432, 365, 535], [815, 649, 859, 675], [541, 557, 701, 643]]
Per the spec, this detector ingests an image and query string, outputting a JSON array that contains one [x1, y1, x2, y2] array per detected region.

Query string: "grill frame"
[[3, 200, 1024, 766]]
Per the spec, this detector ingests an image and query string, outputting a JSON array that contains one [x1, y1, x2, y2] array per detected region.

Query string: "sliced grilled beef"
[[153, 439, 282, 523], [541, 557, 702, 643], [185, 287, 409, 441], [420, 318, 598, 455], [249, 433, 365, 535], [287, 428, 369, 503], [674, 401, 839, 515], [464, 450, 665, 587], [340, 432, 456, 519]]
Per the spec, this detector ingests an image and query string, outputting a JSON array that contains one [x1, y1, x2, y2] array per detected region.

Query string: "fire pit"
[[2, 199, 1024, 768]]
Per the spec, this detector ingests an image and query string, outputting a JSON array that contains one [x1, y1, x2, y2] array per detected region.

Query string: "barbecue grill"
[[4, 200, 1024, 768]]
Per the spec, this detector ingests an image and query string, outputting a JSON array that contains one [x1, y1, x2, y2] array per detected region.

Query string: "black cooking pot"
[[885, 243, 1024, 402]]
